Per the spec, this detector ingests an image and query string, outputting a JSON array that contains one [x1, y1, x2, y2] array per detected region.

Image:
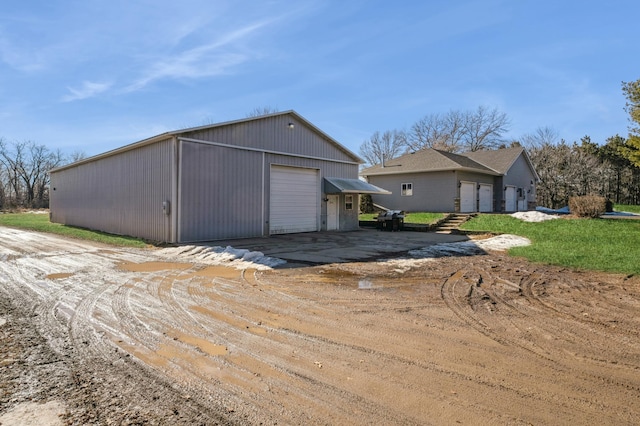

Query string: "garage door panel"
[[270, 166, 318, 234], [505, 186, 516, 212], [479, 184, 493, 212], [460, 182, 476, 213]]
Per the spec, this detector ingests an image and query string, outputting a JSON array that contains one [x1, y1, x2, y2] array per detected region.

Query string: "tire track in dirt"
[[439, 261, 640, 411], [251, 269, 563, 423], [180, 267, 501, 424], [179, 271, 424, 424], [439, 268, 550, 355], [103, 265, 368, 423], [4, 227, 640, 425], [516, 270, 640, 366]]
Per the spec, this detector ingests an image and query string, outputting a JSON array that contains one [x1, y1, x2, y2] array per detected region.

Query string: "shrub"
[[359, 194, 375, 213], [605, 198, 613, 212], [569, 195, 606, 218]]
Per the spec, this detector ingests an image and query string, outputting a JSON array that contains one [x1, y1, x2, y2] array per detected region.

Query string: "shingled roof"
[[461, 146, 527, 174], [360, 147, 510, 176]]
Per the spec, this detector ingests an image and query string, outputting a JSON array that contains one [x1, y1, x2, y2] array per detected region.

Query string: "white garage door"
[[478, 184, 493, 212], [270, 166, 319, 234], [460, 182, 476, 213], [505, 186, 516, 212]]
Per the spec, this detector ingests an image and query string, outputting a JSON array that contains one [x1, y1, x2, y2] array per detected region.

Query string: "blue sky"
[[1, 0, 638, 157]]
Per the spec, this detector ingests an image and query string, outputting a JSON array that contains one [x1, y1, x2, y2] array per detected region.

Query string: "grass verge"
[[0, 212, 148, 248], [461, 214, 640, 275], [615, 204, 640, 214]]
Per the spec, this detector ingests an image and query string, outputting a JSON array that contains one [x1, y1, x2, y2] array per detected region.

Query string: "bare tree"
[[35, 148, 65, 206], [521, 126, 560, 148], [407, 111, 464, 152], [0, 139, 24, 206], [0, 138, 6, 208], [407, 106, 510, 153], [0, 140, 65, 208], [528, 134, 605, 208], [246, 106, 279, 117], [462, 106, 510, 151], [68, 150, 87, 163], [359, 130, 407, 167]]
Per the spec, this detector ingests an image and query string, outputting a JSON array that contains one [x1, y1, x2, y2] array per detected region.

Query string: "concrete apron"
[[210, 228, 470, 267]]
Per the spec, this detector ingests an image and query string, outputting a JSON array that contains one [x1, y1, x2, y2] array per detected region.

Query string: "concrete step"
[[434, 213, 475, 233]]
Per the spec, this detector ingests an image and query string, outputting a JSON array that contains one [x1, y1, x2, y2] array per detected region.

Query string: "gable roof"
[[359, 148, 500, 176], [461, 146, 523, 174], [463, 146, 540, 180], [360, 146, 539, 180], [173, 110, 363, 163], [52, 110, 362, 173]]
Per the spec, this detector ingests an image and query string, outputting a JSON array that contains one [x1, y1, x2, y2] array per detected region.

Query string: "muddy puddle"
[[276, 267, 428, 290], [180, 266, 243, 280], [45, 272, 74, 280], [165, 330, 228, 356], [118, 261, 193, 272], [117, 262, 244, 282]]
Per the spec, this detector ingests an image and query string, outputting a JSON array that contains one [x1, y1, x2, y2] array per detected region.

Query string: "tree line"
[[524, 130, 639, 208], [359, 105, 510, 166], [2, 81, 640, 211], [360, 80, 640, 208], [0, 139, 84, 210]]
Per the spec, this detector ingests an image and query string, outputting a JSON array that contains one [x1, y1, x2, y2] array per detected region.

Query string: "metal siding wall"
[[176, 140, 358, 241], [50, 139, 174, 241], [264, 153, 359, 233], [368, 172, 455, 212], [339, 194, 360, 231], [179, 141, 263, 241], [182, 113, 356, 163], [264, 154, 357, 177]]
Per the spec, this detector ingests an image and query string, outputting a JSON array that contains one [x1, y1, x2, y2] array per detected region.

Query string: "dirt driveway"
[[1, 226, 639, 425]]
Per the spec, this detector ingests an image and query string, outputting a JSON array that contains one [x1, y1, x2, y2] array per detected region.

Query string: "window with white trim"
[[345, 195, 354, 210], [401, 183, 413, 196]]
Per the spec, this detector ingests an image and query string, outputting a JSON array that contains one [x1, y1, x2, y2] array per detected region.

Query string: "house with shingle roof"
[[359, 146, 539, 213]]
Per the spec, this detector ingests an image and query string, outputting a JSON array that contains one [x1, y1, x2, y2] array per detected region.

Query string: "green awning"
[[324, 177, 391, 194]]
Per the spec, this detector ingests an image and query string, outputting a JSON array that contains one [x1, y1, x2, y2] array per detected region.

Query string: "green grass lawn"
[[461, 214, 640, 275], [0, 212, 148, 247], [360, 212, 446, 224], [615, 204, 640, 214]]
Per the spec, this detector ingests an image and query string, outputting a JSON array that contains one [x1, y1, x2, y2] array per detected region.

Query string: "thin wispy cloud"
[[0, 35, 46, 72], [125, 20, 272, 92], [1, 1, 637, 156], [62, 81, 112, 102]]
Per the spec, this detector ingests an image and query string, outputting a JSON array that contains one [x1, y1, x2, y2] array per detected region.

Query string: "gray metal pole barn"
[[49, 111, 389, 243]]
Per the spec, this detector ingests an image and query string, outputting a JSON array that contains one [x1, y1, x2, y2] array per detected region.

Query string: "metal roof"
[[51, 110, 363, 173], [324, 177, 391, 194]]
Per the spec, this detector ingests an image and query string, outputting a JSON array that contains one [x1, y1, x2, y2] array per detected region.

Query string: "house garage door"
[[460, 182, 476, 213], [270, 166, 319, 234], [505, 186, 516, 212], [478, 184, 493, 212]]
